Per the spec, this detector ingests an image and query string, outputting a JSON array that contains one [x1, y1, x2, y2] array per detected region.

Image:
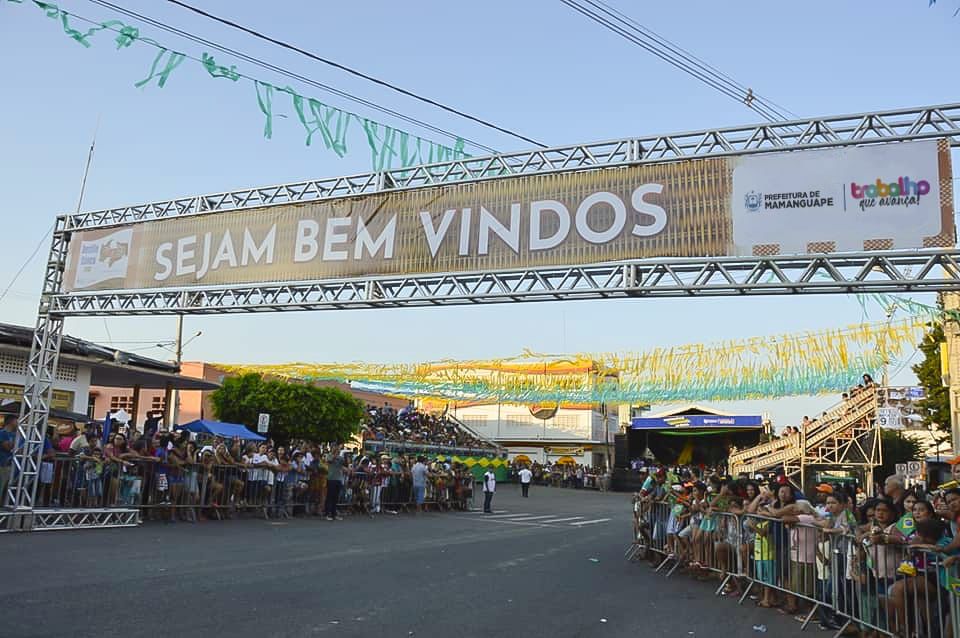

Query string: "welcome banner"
[[63, 140, 954, 293]]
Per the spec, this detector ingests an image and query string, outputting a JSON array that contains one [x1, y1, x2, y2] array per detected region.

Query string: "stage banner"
[[63, 140, 954, 292], [630, 415, 763, 429]]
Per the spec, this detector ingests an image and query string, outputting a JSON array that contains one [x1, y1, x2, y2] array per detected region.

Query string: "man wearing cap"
[[813, 483, 832, 516]]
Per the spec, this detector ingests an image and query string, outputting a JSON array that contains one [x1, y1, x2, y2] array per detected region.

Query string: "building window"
[[110, 395, 133, 411], [87, 395, 97, 419], [0, 353, 26, 375], [55, 361, 78, 382], [151, 396, 166, 413]]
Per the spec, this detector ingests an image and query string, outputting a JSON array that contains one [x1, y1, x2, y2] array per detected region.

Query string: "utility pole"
[[171, 314, 183, 427]]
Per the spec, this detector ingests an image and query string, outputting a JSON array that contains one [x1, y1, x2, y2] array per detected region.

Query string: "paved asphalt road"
[[4, 485, 802, 637]]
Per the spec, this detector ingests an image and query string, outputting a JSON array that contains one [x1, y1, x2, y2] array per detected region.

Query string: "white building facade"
[[452, 402, 619, 469]]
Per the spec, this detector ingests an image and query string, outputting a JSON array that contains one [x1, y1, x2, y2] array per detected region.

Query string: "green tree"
[[210, 373, 364, 443], [877, 429, 924, 482], [911, 323, 950, 432]]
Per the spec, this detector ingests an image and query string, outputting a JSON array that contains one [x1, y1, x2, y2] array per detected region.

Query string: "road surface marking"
[[506, 515, 559, 521], [485, 513, 530, 518], [538, 517, 585, 523], [569, 518, 610, 526]]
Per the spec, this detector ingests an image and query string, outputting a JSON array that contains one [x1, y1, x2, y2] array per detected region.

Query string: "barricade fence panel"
[[20, 455, 477, 520], [631, 502, 960, 637]]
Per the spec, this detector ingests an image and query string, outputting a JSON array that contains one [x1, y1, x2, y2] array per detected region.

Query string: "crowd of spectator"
[[360, 404, 495, 451], [0, 414, 477, 521], [633, 459, 960, 635], [507, 459, 610, 491]]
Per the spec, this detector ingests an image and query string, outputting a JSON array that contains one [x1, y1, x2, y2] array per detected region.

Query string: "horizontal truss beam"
[[63, 102, 960, 230], [49, 250, 960, 315]]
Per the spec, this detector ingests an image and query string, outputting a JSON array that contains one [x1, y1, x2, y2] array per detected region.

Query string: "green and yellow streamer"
[[218, 317, 928, 405]]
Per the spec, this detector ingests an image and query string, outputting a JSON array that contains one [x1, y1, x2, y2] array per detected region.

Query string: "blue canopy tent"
[[178, 419, 266, 441]]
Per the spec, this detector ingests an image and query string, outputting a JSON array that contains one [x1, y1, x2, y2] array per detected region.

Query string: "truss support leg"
[[7, 313, 64, 531], [4, 221, 69, 533]]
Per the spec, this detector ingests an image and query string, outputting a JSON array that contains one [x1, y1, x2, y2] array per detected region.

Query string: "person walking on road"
[[482, 467, 496, 513], [518, 465, 532, 498], [411, 455, 430, 514], [324, 445, 345, 521]]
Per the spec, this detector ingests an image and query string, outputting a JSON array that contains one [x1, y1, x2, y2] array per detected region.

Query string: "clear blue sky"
[[1, 0, 956, 426]]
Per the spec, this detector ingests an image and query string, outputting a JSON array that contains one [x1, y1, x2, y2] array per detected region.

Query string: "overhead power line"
[[560, 0, 796, 123], [164, 0, 548, 149], [85, 0, 500, 154], [0, 223, 53, 305], [583, 0, 798, 120]]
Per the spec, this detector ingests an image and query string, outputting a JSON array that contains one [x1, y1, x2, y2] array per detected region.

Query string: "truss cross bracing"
[[8, 102, 960, 531], [45, 250, 960, 315], [730, 388, 882, 486]]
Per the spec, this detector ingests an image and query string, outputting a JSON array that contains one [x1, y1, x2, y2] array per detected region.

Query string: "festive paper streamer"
[[218, 317, 928, 405], [9, 0, 472, 170]]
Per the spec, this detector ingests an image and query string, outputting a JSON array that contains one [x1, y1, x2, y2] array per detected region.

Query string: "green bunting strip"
[[9, 0, 471, 171]]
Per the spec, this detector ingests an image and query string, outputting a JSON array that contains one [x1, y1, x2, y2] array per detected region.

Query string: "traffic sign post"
[[896, 463, 907, 477], [906, 461, 922, 478], [257, 413, 270, 434]]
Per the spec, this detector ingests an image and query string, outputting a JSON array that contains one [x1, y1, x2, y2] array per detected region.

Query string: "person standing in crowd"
[[518, 464, 532, 497], [0, 415, 18, 503], [69, 423, 100, 455], [813, 482, 832, 516], [324, 445, 345, 521], [883, 474, 907, 516], [411, 455, 430, 514], [482, 466, 496, 513]]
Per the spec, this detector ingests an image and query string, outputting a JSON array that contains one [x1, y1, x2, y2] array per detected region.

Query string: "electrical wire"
[[580, 0, 798, 121], [889, 348, 921, 380], [164, 0, 547, 148], [83, 0, 500, 154], [560, 0, 794, 123], [0, 224, 53, 304]]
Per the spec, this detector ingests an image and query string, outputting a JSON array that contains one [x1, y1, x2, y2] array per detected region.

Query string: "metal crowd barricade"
[[21, 455, 489, 527], [635, 505, 960, 637]]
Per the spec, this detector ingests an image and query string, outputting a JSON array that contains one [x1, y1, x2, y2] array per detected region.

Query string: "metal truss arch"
[[47, 250, 960, 315], [9, 102, 960, 532]]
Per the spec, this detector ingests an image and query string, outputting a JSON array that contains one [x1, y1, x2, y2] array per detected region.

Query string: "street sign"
[[896, 463, 907, 477], [257, 413, 270, 434], [877, 407, 903, 429], [906, 461, 922, 478]]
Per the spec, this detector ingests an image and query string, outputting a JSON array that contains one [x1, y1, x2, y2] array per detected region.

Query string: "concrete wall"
[[453, 403, 609, 442]]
